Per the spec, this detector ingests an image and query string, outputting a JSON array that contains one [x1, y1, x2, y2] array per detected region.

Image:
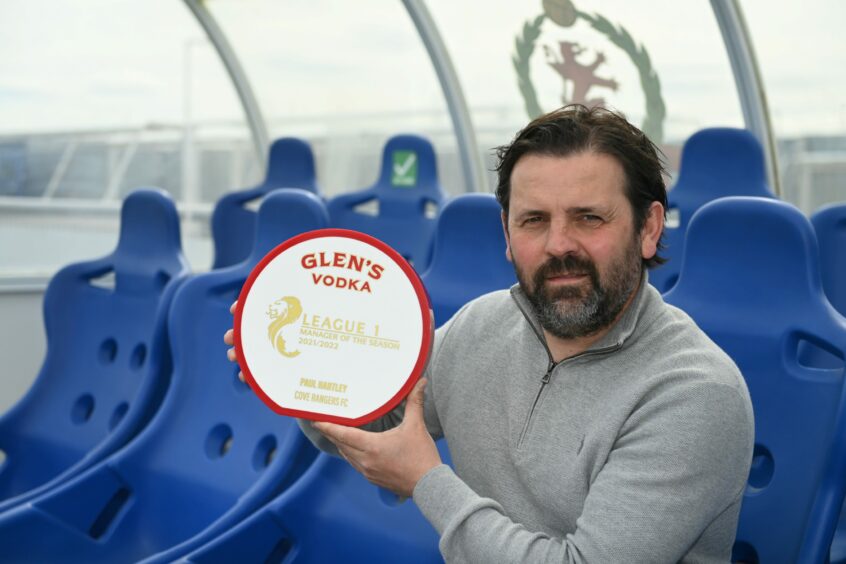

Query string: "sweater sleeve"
[[413, 381, 753, 564]]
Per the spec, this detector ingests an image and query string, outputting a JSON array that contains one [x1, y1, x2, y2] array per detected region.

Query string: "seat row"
[[212, 134, 447, 273], [663, 196, 846, 563], [206, 129, 843, 313], [212, 134, 516, 326], [0, 136, 514, 560], [0, 184, 512, 562], [647, 127, 846, 562], [1, 129, 846, 561], [203, 128, 846, 562]]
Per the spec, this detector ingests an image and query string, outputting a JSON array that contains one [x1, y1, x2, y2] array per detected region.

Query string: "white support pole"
[[711, 0, 781, 195], [182, 0, 269, 172], [402, 0, 487, 193]]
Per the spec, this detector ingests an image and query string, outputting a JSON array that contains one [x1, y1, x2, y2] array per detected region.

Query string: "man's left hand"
[[313, 378, 441, 498]]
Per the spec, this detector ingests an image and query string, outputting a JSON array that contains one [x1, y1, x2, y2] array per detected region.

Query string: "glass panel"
[[427, 0, 744, 188], [742, 0, 846, 213], [0, 0, 257, 276], [206, 0, 461, 197]]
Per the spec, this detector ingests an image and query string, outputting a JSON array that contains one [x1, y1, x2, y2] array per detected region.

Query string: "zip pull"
[[542, 362, 554, 384]]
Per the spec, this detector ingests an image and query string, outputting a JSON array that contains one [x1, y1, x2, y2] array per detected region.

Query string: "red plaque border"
[[234, 228, 433, 426]]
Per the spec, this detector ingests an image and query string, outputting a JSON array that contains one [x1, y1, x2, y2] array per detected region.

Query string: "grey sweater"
[[301, 278, 754, 563]]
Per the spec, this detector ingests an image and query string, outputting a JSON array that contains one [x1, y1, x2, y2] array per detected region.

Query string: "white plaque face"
[[234, 229, 433, 425]]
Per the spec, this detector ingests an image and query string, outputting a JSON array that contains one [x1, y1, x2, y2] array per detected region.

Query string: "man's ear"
[[502, 211, 513, 263], [640, 201, 664, 261]]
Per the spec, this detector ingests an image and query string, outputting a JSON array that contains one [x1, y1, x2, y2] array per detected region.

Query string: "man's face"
[[503, 151, 649, 339]]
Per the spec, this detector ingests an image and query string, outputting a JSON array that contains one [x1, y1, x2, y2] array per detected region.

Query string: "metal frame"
[[183, 0, 485, 193], [182, 0, 779, 199], [401, 0, 487, 193], [104, 135, 140, 200], [711, 0, 781, 195], [6, 3, 783, 201], [42, 140, 78, 199], [182, 0, 269, 168]]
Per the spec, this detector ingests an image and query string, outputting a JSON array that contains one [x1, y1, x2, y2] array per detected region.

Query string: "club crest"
[[513, 0, 667, 143]]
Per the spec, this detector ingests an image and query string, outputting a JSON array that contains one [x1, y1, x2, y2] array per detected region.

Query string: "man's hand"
[[313, 378, 441, 498], [223, 301, 244, 382]]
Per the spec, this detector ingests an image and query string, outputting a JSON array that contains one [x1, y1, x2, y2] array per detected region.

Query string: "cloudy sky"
[[0, 0, 843, 141]]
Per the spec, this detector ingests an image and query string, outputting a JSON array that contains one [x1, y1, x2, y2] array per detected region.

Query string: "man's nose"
[[545, 220, 580, 257]]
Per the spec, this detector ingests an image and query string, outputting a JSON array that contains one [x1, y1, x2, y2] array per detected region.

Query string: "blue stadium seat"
[[327, 134, 446, 271], [184, 446, 449, 563], [663, 196, 846, 564], [798, 204, 846, 371], [0, 188, 190, 514], [650, 128, 775, 293], [809, 203, 846, 563], [0, 190, 329, 562], [421, 193, 515, 327], [211, 137, 320, 268], [812, 203, 846, 317]]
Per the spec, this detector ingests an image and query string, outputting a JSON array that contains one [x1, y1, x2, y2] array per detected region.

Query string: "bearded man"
[[231, 105, 754, 563]]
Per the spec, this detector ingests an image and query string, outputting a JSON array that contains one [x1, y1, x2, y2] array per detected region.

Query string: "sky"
[[0, 0, 843, 141]]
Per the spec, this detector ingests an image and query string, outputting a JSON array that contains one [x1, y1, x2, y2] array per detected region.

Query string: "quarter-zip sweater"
[[301, 277, 754, 563]]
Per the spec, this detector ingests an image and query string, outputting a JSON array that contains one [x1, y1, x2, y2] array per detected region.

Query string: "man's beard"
[[514, 238, 642, 340]]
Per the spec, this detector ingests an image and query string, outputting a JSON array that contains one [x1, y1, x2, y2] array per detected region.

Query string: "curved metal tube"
[[182, 0, 269, 167], [402, 0, 488, 193], [711, 0, 780, 195]]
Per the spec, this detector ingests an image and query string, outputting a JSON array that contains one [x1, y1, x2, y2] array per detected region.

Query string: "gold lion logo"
[[266, 296, 302, 358]]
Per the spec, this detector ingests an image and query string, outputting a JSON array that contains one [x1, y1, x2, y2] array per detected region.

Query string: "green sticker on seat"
[[391, 151, 417, 187]]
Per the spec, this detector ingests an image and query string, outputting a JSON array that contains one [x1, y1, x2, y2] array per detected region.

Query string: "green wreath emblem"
[[513, 5, 666, 143]]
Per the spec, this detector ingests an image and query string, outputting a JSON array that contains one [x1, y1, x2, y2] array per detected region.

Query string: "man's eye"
[[523, 216, 544, 225], [581, 215, 603, 224]]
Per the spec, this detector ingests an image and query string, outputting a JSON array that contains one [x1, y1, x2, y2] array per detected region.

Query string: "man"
[[226, 105, 754, 562]]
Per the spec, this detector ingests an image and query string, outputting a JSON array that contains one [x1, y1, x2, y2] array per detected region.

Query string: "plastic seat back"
[[797, 203, 846, 371], [650, 128, 775, 293], [0, 188, 189, 512], [810, 203, 846, 563], [327, 134, 446, 270], [0, 190, 328, 563], [812, 203, 846, 316], [421, 194, 516, 326], [185, 446, 448, 563], [212, 137, 320, 268], [664, 197, 846, 564]]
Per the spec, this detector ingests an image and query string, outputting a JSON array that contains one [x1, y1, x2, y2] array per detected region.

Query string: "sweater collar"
[[509, 270, 653, 354]]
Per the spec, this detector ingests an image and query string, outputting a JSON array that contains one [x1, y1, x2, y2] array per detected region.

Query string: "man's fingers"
[[403, 378, 428, 422], [226, 302, 246, 385], [313, 421, 369, 451], [335, 446, 352, 464], [335, 445, 361, 469]]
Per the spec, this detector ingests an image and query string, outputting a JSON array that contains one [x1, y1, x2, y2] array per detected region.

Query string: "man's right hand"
[[223, 301, 245, 382]]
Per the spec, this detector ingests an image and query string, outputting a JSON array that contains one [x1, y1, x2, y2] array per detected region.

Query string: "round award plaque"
[[234, 228, 433, 425]]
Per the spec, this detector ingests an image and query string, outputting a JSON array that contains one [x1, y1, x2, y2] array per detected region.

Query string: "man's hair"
[[495, 104, 668, 268]]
